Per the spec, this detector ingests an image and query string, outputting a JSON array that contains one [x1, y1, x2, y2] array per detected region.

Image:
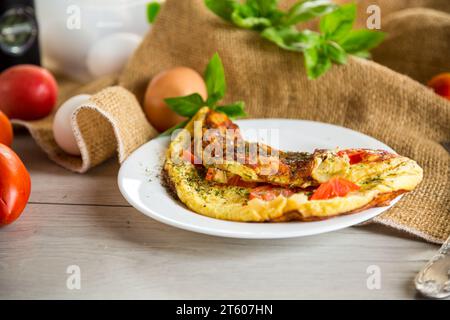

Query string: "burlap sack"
[[339, 1, 450, 83], [14, 76, 156, 172], [339, 0, 450, 26], [17, 0, 450, 243], [372, 7, 450, 83]]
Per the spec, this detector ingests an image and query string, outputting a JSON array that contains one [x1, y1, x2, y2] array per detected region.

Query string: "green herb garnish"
[[161, 53, 247, 136], [205, 0, 385, 79], [147, 2, 161, 24]]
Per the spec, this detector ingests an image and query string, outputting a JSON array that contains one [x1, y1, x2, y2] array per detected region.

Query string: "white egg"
[[86, 33, 143, 78], [53, 94, 91, 156]]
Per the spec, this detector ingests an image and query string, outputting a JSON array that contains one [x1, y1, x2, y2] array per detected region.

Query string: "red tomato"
[[0, 144, 31, 225], [337, 149, 366, 165], [225, 175, 257, 188], [182, 149, 202, 165], [249, 185, 295, 201], [0, 65, 58, 120], [310, 177, 360, 201], [428, 73, 450, 100], [205, 168, 215, 181], [0, 111, 13, 146]]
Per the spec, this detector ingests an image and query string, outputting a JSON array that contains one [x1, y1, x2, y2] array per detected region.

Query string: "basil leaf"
[[340, 29, 386, 54], [165, 93, 205, 117], [247, 0, 278, 17], [203, 0, 385, 81], [204, 53, 226, 107], [231, 4, 272, 30], [216, 102, 247, 119], [319, 3, 356, 41], [304, 44, 332, 79], [262, 27, 320, 51], [232, 14, 273, 30], [204, 0, 237, 21], [147, 2, 161, 23], [282, 0, 337, 26], [159, 120, 189, 137], [247, 0, 285, 25], [326, 41, 347, 64], [266, 9, 286, 26], [352, 50, 371, 59]]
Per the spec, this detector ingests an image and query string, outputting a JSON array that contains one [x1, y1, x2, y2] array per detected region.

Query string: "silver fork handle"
[[415, 235, 450, 299]]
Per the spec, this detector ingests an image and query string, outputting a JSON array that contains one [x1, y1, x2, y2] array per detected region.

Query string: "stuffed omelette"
[[163, 108, 423, 222]]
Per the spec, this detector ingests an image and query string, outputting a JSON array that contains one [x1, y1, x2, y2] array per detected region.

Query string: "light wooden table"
[[0, 133, 440, 300]]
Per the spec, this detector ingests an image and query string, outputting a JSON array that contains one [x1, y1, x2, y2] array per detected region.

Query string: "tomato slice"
[[310, 177, 360, 201], [337, 149, 366, 165], [182, 149, 202, 165], [249, 185, 295, 201], [206, 168, 258, 188], [205, 168, 215, 181], [226, 175, 257, 188], [227, 175, 240, 185]]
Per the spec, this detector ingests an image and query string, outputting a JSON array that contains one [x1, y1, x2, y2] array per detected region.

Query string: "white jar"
[[35, 0, 157, 82]]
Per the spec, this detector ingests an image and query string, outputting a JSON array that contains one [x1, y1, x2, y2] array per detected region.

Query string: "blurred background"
[[1, 0, 157, 82]]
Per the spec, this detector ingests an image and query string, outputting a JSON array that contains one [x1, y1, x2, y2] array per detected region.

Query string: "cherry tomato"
[[310, 177, 360, 201], [249, 185, 295, 201], [0, 144, 31, 225], [428, 73, 450, 100], [0, 111, 13, 146]]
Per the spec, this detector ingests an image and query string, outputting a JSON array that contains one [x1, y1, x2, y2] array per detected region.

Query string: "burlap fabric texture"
[[15, 0, 450, 244]]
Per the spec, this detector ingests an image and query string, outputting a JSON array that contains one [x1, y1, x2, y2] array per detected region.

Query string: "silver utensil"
[[415, 142, 450, 299], [415, 236, 450, 298]]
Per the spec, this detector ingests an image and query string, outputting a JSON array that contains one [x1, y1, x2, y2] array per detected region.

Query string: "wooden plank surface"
[[0, 133, 440, 299]]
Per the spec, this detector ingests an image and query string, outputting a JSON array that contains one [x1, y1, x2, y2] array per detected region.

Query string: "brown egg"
[[144, 67, 207, 132]]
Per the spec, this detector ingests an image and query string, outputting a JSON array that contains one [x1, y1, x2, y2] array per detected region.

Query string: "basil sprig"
[[205, 0, 385, 79], [161, 53, 247, 136]]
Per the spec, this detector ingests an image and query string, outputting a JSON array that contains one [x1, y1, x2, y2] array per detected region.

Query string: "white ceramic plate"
[[118, 119, 400, 239]]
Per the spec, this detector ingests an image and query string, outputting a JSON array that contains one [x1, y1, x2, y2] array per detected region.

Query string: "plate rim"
[[117, 118, 400, 239]]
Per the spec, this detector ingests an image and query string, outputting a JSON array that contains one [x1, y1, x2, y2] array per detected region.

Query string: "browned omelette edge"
[[272, 190, 406, 222], [162, 163, 406, 222]]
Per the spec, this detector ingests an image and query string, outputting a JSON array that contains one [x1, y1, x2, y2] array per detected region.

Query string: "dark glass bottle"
[[0, 0, 40, 71]]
